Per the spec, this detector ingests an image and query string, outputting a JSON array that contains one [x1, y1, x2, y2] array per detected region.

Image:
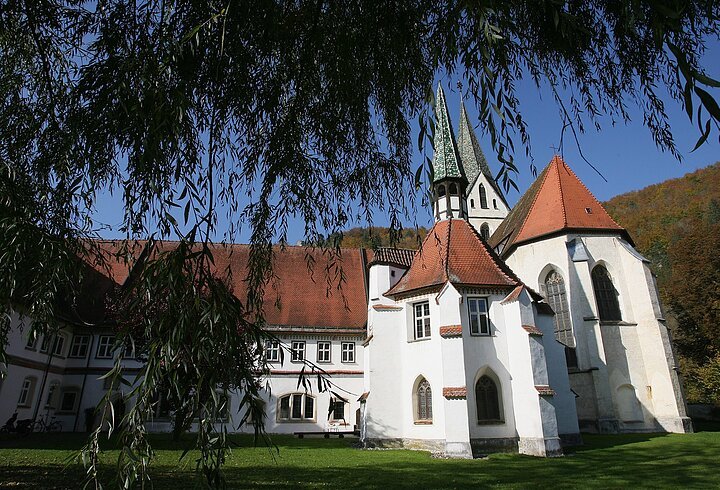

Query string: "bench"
[[294, 430, 358, 439]]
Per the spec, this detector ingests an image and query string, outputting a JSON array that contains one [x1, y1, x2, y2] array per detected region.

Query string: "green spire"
[[432, 85, 466, 183], [457, 101, 492, 186]]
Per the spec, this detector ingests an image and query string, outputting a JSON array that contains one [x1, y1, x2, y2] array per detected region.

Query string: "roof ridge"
[[462, 219, 519, 285], [558, 157, 625, 230], [554, 156, 568, 228], [444, 218, 452, 282], [515, 163, 554, 247]]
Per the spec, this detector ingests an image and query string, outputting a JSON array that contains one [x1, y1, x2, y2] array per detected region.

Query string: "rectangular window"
[[45, 383, 59, 408], [317, 341, 331, 363], [291, 394, 303, 418], [468, 297, 490, 336], [52, 335, 66, 356], [69, 335, 90, 358], [304, 396, 314, 419], [279, 395, 291, 419], [414, 301, 431, 339], [96, 335, 115, 359], [60, 390, 78, 412], [25, 334, 37, 350], [341, 342, 355, 363], [40, 335, 51, 353], [18, 378, 33, 406], [265, 340, 280, 362], [291, 341, 306, 362], [331, 400, 346, 420]]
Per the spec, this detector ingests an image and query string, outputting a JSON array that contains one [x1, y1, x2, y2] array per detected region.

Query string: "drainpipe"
[[32, 333, 55, 423], [73, 334, 95, 432]]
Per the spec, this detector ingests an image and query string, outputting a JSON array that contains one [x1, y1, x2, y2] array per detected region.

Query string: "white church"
[[0, 85, 691, 458]]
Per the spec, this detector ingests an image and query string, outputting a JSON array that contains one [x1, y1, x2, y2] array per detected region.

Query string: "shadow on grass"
[[2, 432, 719, 489]]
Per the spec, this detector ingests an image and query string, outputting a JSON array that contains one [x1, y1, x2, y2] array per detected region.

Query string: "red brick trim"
[[443, 387, 467, 399], [522, 325, 543, 336], [535, 385, 555, 396], [271, 370, 364, 376], [372, 304, 403, 311], [439, 325, 463, 338]]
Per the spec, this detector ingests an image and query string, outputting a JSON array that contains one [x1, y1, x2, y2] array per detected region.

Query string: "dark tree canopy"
[[1, 1, 719, 487]]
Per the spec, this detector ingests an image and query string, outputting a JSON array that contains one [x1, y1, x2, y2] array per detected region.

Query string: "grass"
[[1, 425, 719, 489]]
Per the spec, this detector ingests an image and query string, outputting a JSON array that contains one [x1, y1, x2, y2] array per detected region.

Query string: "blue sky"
[[93, 45, 720, 244]]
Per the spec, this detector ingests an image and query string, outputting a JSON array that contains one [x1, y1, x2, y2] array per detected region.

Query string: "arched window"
[[470, 198, 475, 208], [476, 375, 502, 422], [479, 184, 488, 209], [592, 265, 622, 321], [437, 184, 446, 197], [493, 198, 498, 209], [543, 270, 574, 348], [416, 378, 432, 422], [480, 223, 490, 241], [449, 183, 458, 195], [278, 393, 315, 421]]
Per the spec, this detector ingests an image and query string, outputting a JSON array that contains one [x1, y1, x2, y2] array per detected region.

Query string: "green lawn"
[[1, 425, 719, 489]]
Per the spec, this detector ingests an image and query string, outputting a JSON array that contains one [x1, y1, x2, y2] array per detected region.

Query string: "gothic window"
[[470, 198, 475, 208], [591, 265, 622, 321], [476, 375, 502, 422], [543, 270, 575, 347], [416, 378, 433, 422], [479, 184, 488, 209], [449, 183, 458, 195], [493, 198, 498, 209], [480, 223, 490, 241], [437, 184, 446, 197]]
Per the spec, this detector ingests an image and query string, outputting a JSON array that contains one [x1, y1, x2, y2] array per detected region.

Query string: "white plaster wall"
[[462, 292, 519, 440], [506, 233, 688, 432], [466, 174, 509, 237]]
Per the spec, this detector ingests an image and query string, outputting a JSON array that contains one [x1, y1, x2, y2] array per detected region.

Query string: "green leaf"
[[691, 119, 711, 152], [695, 86, 720, 121]]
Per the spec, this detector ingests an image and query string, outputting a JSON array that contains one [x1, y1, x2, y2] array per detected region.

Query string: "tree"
[[1, 1, 719, 487]]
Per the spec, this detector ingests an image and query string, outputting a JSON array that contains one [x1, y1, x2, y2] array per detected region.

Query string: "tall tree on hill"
[[1, 1, 720, 487]]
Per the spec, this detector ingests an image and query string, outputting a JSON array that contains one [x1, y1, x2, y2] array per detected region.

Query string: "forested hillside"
[[604, 162, 720, 404], [308, 226, 428, 249]]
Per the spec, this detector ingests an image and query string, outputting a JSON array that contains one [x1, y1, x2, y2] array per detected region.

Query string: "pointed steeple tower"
[[431, 85, 468, 221], [458, 102, 494, 189], [455, 101, 510, 240]]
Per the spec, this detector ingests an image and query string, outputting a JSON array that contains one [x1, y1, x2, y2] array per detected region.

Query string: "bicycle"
[[33, 415, 63, 432]]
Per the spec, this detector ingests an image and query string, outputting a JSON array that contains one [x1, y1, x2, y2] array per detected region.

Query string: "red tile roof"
[[368, 247, 416, 268], [85, 242, 369, 331], [522, 325, 543, 336], [443, 387, 468, 399], [535, 385, 556, 396], [386, 219, 519, 298], [489, 155, 630, 257], [439, 325, 463, 338]]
